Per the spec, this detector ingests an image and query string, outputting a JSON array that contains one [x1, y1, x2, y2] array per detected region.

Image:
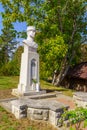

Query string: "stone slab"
[[24, 92, 56, 99], [0, 93, 69, 127], [0, 101, 12, 112], [74, 92, 87, 101], [12, 89, 46, 97], [73, 92, 87, 108], [11, 98, 69, 111], [0, 98, 18, 112]]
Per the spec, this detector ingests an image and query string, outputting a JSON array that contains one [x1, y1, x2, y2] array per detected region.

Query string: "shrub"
[[59, 107, 87, 130]]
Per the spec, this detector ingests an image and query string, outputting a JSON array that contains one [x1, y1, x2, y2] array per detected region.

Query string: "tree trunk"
[[52, 70, 58, 85], [55, 48, 76, 86], [54, 56, 70, 86]]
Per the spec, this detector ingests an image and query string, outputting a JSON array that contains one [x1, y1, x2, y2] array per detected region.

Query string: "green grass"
[[0, 106, 36, 130], [0, 106, 57, 130], [0, 76, 19, 89], [0, 76, 74, 130], [40, 80, 74, 97], [0, 76, 74, 96]]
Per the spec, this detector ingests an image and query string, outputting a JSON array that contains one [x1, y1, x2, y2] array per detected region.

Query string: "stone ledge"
[[27, 92, 56, 99], [73, 92, 87, 108], [12, 88, 46, 97], [0, 93, 69, 127]]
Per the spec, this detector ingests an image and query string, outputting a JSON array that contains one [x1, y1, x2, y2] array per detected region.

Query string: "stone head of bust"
[[23, 26, 38, 48], [27, 26, 36, 41]]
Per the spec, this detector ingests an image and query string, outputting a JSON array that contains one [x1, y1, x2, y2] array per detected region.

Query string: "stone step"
[[0, 97, 17, 102], [28, 92, 56, 99], [12, 89, 46, 97], [0, 101, 12, 113], [0, 98, 18, 113]]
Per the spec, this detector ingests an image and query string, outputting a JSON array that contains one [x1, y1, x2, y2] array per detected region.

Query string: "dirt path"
[[0, 89, 15, 99]]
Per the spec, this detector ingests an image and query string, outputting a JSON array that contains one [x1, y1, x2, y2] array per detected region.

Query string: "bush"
[[59, 107, 87, 130], [0, 46, 23, 76], [0, 61, 20, 76]]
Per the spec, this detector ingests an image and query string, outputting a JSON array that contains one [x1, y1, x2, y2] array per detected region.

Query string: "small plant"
[[32, 79, 37, 84], [59, 107, 87, 130]]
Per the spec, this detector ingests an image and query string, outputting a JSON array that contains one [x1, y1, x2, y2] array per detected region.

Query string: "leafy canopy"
[[0, 0, 87, 78]]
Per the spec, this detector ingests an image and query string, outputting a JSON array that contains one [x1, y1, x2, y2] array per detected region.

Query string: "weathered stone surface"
[[33, 109, 43, 115], [12, 89, 46, 97], [43, 110, 49, 121], [73, 92, 87, 108], [27, 108, 34, 119], [27, 108, 49, 121], [11, 97, 69, 122], [49, 110, 56, 125], [47, 100, 69, 112], [11, 100, 27, 119], [2, 93, 69, 127], [26, 99, 69, 111], [49, 110, 63, 126], [33, 114, 43, 120]]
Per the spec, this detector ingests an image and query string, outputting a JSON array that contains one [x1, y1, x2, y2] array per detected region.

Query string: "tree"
[[0, 21, 19, 75], [0, 46, 23, 76], [12, 45, 23, 75], [39, 36, 67, 79], [80, 43, 87, 62], [0, 0, 87, 84], [0, 23, 18, 64], [38, 0, 87, 84]]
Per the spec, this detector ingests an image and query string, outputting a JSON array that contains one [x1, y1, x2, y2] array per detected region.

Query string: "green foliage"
[[0, 46, 23, 76], [0, 23, 18, 60], [0, 46, 9, 67], [67, 107, 87, 123], [0, 23, 18, 75], [12, 46, 23, 75], [0, 0, 87, 79], [60, 107, 87, 130], [80, 44, 87, 62], [0, 61, 18, 76], [39, 36, 68, 78]]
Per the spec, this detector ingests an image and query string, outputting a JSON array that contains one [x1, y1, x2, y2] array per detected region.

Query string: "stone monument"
[[1, 26, 70, 128], [12, 26, 41, 96]]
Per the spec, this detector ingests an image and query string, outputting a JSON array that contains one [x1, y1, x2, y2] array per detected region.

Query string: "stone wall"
[[27, 108, 49, 121], [73, 92, 87, 108], [11, 98, 69, 127]]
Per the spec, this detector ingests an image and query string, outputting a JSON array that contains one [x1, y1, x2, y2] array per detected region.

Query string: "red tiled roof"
[[68, 62, 87, 80]]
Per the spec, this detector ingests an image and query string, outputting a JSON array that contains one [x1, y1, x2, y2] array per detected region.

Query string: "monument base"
[[12, 88, 46, 97]]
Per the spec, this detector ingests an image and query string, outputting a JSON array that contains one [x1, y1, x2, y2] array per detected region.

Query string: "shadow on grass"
[[42, 88, 71, 93]]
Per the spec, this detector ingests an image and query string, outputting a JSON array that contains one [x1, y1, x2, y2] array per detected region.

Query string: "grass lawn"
[[0, 76, 74, 130], [0, 76, 74, 97], [0, 76, 19, 89], [40, 80, 74, 97], [0, 106, 57, 130]]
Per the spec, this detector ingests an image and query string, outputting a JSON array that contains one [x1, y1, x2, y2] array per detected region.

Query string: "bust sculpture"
[[23, 26, 38, 48]]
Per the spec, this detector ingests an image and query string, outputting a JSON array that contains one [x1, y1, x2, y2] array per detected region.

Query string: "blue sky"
[[0, 3, 27, 38], [0, 3, 3, 34]]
